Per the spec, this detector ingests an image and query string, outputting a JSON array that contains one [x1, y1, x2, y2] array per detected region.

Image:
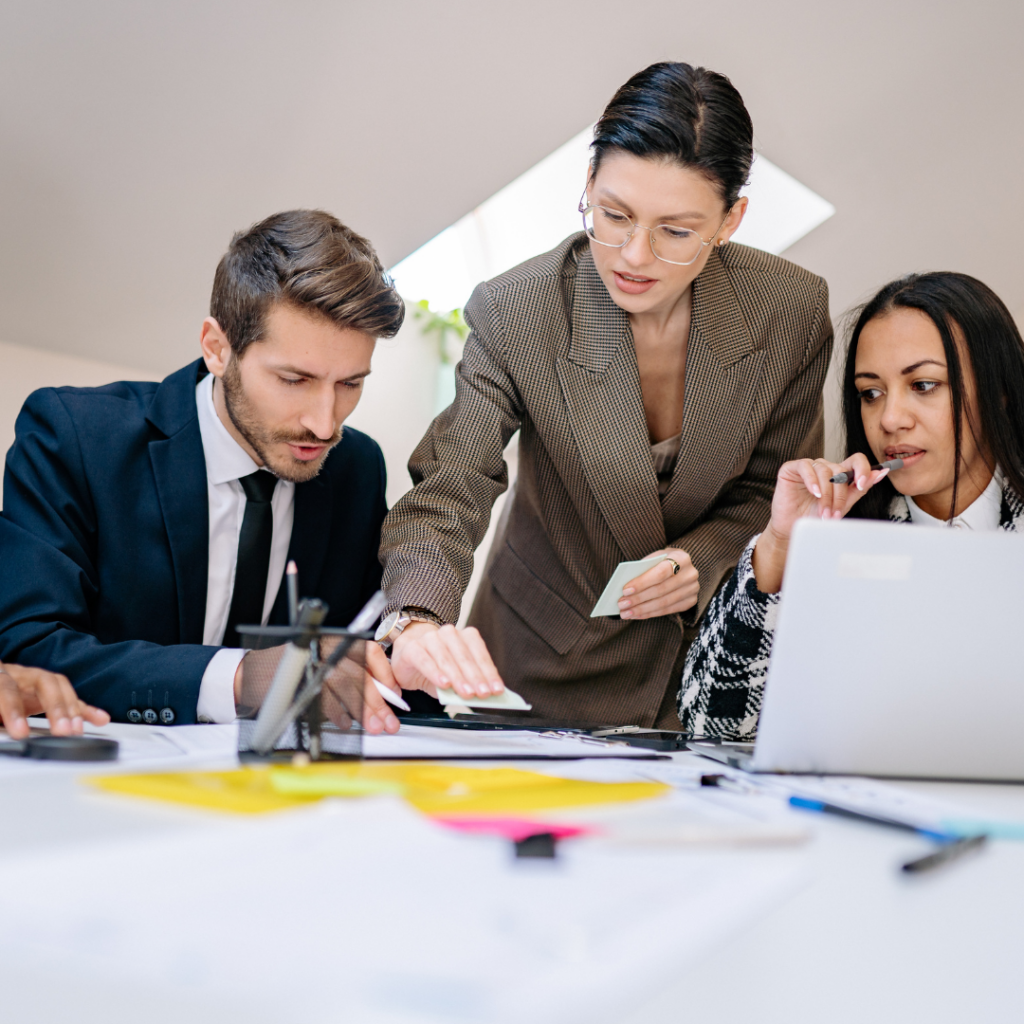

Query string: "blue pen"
[[788, 795, 956, 842]]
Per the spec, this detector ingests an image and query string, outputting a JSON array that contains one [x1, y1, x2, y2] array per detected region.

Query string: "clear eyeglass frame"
[[578, 193, 731, 267]]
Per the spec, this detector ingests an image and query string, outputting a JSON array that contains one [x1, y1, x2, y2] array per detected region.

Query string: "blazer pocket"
[[487, 541, 589, 655]]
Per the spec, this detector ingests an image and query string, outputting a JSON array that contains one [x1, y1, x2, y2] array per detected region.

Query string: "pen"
[[286, 560, 299, 626], [902, 834, 988, 874], [788, 795, 955, 842], [372, 677, 411, 712], [829, 458, 903, 485]]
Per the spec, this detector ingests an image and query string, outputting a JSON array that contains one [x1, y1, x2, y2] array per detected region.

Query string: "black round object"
[[25, 736, 120, 761]]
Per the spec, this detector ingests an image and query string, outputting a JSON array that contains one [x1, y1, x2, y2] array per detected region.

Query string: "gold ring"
[[667, 558, 681, 576]]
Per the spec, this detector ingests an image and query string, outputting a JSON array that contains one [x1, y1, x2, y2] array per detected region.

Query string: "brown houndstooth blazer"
[[380, 233, 832, 727]]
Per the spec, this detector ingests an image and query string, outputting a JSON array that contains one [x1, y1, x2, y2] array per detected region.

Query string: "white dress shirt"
[[195, 372, 295, 722], [906, 469, 1003, 531]]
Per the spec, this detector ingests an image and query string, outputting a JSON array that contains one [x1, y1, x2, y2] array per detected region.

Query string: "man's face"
[[217, 303, 376, 483]]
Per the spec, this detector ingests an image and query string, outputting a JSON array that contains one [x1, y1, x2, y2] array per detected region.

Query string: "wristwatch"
[[374, 608, 441, 649]]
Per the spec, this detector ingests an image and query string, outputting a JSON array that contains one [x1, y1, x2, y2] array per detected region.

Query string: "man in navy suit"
[[0, 209, 411, 731]]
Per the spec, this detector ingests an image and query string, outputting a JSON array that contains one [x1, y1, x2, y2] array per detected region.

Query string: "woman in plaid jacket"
[[680, 272, 1024, 738]]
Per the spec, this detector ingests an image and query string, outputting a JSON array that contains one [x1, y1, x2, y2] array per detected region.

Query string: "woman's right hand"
[[752, 454, 890, 593]]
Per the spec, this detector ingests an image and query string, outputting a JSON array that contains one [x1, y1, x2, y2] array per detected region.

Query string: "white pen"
[[372, 678, 411, 712]]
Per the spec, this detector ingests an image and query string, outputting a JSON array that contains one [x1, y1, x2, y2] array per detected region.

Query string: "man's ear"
[[200, 317, 233, 378]]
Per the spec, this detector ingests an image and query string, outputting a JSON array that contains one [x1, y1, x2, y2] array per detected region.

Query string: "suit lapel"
[[148, 422, 210, 645], [556, 253, 666, 560], [660, 249, 766, 536]]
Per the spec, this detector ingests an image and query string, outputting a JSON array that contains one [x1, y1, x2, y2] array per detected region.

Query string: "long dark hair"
[[843, 272, 1024, 521], [591, 62, 753, 208]]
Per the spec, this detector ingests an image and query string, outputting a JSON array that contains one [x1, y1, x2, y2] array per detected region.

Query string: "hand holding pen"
[[751, 453, 895, 593]]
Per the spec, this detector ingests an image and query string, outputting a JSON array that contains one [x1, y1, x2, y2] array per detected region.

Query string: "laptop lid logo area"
[[836, 552, 912, 581], [749, 518, 1024, 782]]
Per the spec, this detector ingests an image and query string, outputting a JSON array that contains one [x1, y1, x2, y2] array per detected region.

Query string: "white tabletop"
[[1, 724, 1021, 1023]]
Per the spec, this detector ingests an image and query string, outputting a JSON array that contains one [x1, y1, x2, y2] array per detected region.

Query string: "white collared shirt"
[[906, 469, 1003, 531], [194, 372, 295, 722]]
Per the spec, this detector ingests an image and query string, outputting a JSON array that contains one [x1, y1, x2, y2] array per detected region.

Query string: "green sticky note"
[[268, 772, 404, 797]]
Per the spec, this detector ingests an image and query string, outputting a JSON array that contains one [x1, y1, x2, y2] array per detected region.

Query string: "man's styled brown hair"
[[211, 209, 405, 356]]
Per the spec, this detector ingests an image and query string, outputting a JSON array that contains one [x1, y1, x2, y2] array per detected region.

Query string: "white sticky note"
[[435, 686, 532, 711], [590, 555, 671, 617]]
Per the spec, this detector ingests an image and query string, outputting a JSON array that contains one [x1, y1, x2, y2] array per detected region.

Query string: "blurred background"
[[2, 0, 1022, 535]]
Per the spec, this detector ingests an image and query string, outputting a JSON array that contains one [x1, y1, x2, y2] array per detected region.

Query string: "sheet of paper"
[[0, 795, 807, 1024], [0, 720, 239, 777], [590, 555, 670, 616], [680, 750, 1024, 839], [435, 685, 532, 711], [363, 722, 659, 759]]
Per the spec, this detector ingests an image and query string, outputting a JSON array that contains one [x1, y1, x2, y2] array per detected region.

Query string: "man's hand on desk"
[[231, 642, 404, 735], [0, 662, 111, 740], [390, 622, 505, 700]]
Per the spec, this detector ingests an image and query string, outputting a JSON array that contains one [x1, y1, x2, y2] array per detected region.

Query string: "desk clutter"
[[2, 717, 1023, 1023]]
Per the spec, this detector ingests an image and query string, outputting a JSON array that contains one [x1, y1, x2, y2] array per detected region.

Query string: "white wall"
[[346, 316, 517, 625], [0, 340, 160, 508]]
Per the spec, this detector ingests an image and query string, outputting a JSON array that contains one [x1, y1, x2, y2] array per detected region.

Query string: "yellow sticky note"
[[87, 763, 668, 817]]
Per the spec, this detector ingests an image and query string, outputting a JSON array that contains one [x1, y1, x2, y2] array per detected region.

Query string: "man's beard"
[[221, 359, 342, 483]]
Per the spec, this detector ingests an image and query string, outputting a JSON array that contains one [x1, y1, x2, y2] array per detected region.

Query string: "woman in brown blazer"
[[379, 62, 833, 728]]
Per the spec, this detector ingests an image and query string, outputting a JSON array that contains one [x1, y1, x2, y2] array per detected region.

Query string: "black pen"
[[830, 458, 904, 485], [902, 834, 988, 874]]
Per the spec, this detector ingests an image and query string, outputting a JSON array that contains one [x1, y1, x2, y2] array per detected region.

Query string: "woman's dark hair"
[[843, 272, 1024, 521], [591, 62, 754, 208]]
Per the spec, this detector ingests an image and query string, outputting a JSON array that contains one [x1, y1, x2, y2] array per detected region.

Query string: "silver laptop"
[[692, 517, 1024, 781]]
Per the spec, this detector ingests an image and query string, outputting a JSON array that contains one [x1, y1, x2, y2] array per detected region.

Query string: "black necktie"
[[223, 470, 279, 648]]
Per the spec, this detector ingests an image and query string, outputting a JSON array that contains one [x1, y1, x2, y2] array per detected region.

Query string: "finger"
[[843, 466, 891, 514], [54, 674, 86, 734], [33, 671, 74, 736], [791, 459, 823, 499], [810, 461, 839, 519], [622, 574, 692, 610], [621, 563, 668, 598], [361, 673, 398, 735], [841, 452, 875, 493], [458, 627, 505, 694], [0, 671, 29, 740], [621, 558, 677, 598], [627, 581, 701, 619], [79, 704, 111, 728], [620, 564, 698, 613], [397, 640, 448, 694], [365, 643, 401, 696], [428, 626, 492, 698]]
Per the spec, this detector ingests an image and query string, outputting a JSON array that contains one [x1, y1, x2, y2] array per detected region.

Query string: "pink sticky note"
[[431, 815, 593, 842]]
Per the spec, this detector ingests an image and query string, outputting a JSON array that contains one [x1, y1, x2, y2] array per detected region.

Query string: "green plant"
[[413, 300, 469, 366]]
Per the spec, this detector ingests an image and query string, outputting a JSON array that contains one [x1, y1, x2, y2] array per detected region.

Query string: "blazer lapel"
[[661, 249, 766, 537], [274, 473, 333, 621], [146, 362, 211, 645], [556, 254, 666, 560]]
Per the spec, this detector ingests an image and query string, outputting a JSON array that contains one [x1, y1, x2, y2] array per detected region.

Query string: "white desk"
[[1, 726, 1021, 1023]]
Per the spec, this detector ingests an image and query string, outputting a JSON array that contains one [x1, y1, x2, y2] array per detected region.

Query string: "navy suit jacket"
[[0, 359, 387, 724]]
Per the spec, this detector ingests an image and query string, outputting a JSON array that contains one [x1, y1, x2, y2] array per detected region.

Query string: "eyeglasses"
[[578, 193, 730, 267]]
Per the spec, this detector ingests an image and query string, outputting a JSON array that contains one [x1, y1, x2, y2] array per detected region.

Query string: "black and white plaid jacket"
[[678, 485, 1024, 739]]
